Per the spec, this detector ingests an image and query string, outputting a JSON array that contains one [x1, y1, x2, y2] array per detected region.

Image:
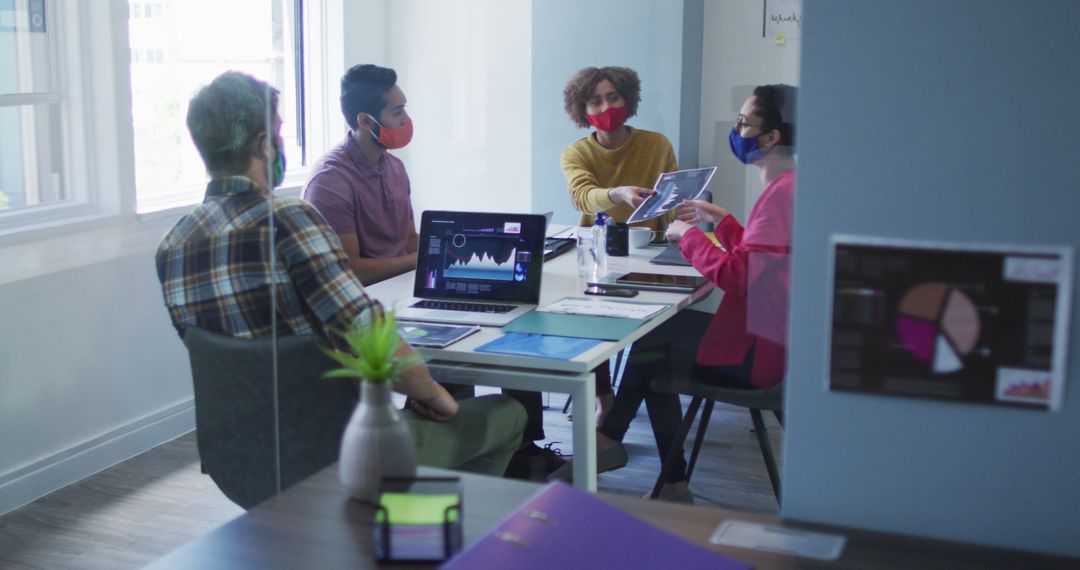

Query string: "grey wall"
[[698, 0, 799, 222], [678, 0, 704, 170], [784, 0, 1080, 557], [531, 0, 688, 224]]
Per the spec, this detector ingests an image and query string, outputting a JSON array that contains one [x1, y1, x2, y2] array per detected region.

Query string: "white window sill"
[[0, 216, 178, 286], [0, 184, 303, 286]]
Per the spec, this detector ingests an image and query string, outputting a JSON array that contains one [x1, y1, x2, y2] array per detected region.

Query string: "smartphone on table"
[[584, 286, 639, 298]]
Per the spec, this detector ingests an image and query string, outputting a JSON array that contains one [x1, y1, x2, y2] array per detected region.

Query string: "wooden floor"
[[0, 393, 782, 569]]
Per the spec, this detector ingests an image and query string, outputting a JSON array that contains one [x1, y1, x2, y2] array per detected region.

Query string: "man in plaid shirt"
[[156, 71, 525, 476]]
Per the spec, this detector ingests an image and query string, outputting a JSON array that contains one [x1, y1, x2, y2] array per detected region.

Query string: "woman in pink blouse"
[[667, 84, 796, 390], [551, 85, 796, 503]]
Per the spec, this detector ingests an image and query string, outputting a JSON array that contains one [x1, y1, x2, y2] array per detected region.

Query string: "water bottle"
[[576, 227, 595, 280], [592, 213, 608, 281]]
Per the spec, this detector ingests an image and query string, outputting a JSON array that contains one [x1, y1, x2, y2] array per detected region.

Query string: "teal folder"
[[475, 333, 602, 360], [501, 311, 643, 341]]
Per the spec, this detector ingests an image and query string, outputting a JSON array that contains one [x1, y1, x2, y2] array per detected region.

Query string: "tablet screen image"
[[626, 166, 717, 224]]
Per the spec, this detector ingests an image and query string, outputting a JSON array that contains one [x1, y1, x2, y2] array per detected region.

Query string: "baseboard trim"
[[0, 399, 195, 517]]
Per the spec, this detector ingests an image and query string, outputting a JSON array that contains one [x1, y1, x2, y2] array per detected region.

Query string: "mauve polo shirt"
[[302, 134, 415, 258]]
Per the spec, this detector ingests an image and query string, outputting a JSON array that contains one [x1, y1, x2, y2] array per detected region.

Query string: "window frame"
[[0, 1, 103, 237], [127, 0, 324, 215], [0, 0, 340, 243]]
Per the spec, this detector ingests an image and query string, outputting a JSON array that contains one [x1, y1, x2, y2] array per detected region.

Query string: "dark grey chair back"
[[183, 326, 357, 509]]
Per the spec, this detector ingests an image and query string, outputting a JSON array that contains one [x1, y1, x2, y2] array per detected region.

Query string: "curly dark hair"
[[340, 64, 398, 130], [562, 66, 641, 129], [187, 71, 279, 176], [751, 84, 797, 147]]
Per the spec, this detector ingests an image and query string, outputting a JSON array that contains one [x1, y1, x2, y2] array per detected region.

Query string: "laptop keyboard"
[[411, 300, 517, 314]]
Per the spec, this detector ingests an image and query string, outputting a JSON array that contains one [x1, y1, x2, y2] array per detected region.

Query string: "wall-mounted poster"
[[764, 0, 801, 41], [828, 236, 1073, 411]]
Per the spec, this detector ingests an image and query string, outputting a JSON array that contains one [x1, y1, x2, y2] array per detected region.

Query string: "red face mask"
[[586, 105, 629, 132], [369, 117, 414, 149]]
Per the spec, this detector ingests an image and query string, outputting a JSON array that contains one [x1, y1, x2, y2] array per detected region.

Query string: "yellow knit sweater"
[[560, 127, 678, 231]]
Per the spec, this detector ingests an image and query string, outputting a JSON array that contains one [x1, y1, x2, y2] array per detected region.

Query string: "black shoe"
[[503, 442, 569, 481], [548, 441, 628, 481]]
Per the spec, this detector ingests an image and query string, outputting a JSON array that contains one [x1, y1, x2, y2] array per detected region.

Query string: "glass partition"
[[0, 9, 805, 568], [129, 0, 306, 213]]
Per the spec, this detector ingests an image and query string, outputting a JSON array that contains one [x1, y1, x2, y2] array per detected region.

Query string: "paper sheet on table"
[[537, 297, 670, 320]]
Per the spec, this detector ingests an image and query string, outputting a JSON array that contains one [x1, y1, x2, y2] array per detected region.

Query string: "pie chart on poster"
[[895, 282, 980, 373]]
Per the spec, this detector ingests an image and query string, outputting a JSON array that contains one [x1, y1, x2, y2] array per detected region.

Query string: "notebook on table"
[[396, 211, 546, 327], [397, 323, 481, 348]]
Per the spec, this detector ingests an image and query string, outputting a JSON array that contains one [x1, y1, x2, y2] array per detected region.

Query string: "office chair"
[[649, 376, 784, 505], [183, 327, 357, 509]]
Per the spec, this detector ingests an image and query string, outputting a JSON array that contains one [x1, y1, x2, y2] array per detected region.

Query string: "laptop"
[[396, 211, 547, 327], [540, 211, 577, 260], [543, 237, 575, 260], [649, 245, 692, 266]]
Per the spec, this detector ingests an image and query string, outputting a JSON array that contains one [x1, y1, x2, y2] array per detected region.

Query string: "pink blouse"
[[678, 169, 795, 388]]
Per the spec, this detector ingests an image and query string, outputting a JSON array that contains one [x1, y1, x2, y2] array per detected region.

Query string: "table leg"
[[570, 371, 597, 492], [424, 363, 598, 491]]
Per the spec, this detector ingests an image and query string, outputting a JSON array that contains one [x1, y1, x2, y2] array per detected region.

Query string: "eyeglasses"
[[735, 114, 768, 133]]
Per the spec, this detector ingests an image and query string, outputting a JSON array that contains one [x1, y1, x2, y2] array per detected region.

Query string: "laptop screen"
[[413, 211, 546, 303]]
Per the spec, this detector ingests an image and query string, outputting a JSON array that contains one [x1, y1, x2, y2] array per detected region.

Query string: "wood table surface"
[[146, 465, 1077, 569]]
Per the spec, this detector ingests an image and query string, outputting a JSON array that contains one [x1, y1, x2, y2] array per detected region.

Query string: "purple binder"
[[442, 481, 749, 570]]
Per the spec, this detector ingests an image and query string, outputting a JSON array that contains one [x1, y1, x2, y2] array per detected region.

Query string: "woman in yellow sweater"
[[560, 66, 678, 235], [560, 66, 678, 423]]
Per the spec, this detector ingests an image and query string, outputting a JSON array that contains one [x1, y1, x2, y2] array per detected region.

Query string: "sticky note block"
[[775, 32, 786, 45], [377, 492, 460, 525]]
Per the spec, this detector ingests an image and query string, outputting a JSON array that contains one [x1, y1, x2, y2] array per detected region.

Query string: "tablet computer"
[[587, 271, 707, 293], [615, 272, 706, 289]]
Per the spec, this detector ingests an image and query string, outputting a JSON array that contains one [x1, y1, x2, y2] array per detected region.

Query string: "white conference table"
[[365, 231, 711, 491]]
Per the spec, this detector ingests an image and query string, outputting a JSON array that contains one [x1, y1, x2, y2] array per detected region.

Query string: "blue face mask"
[[271, 143, 286, 188], [728, 126, 767, 165]]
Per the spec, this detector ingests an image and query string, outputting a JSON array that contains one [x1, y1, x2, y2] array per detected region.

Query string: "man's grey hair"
[[186, 71, 279, 176]]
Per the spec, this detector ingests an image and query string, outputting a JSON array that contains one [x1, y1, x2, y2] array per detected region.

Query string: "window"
[[0, 0, 332, 235], [128, 0, 314, 213], [0, 0, 64, 214]]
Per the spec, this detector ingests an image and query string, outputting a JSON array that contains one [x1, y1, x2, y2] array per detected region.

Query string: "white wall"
[[0, 249, 194, 514], [386, 0, 532, 216], [698, 0, 799, 221]]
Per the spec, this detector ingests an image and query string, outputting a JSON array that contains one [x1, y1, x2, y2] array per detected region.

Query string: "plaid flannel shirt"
[[155, 176, 379, 345]]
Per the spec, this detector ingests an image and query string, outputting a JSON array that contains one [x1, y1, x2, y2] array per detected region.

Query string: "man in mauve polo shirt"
[[305, 65, 565, 480], [303, 64, 418, 285]]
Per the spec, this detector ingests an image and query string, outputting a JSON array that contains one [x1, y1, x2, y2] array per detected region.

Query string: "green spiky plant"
[[323, 310, 419, 384]]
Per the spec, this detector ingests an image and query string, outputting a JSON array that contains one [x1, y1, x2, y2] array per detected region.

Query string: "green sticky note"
[[377, 492, 460, 525]]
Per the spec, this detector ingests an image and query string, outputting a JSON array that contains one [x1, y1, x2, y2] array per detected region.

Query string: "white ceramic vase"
[[338, 381, 417, 502]]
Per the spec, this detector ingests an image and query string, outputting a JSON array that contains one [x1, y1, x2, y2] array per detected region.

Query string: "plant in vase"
[[324, 309, 419, 502]]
